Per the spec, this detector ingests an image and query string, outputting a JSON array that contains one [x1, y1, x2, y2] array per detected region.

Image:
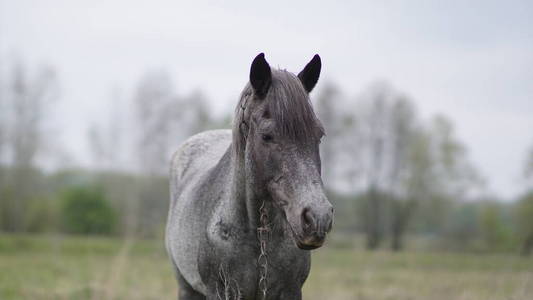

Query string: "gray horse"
[[165, 53, 334, 300]]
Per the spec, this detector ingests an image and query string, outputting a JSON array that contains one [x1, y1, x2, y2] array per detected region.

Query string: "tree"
[[515, 192, 533, 255], [88, 89, 124, 171], [411, 116, 483, 250], [181, 90, 212, 135], [347, 82, 482, 251], [428, 116, 482, 198], [1, 62, 58, 232], [0, 60, 7, 190], [314, 83, 343, 187], [524, 146, 533, 189], [130, 72, 216, 236], [134, 71, 176, 175], [350, 83, 422, 250], [385, 97, 421, 251]]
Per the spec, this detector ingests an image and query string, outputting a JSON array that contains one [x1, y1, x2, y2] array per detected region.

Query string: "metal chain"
[[257, 200, 270, 300], [240, 93, 269, 299]]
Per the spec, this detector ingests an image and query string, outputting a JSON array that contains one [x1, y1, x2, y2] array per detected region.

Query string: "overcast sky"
[[1, 0, 532, 199]]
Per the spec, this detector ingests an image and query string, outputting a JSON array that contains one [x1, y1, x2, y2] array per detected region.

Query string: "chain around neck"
[[239, 95, 269, 299], [257, 200, 270, 299]]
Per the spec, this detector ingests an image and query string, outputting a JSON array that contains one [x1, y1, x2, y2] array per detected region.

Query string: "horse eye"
[[262, 134, 273, 142]]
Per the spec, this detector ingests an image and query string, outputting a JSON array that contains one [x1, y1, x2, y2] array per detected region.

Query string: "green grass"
[[0, 234, 532, 300]]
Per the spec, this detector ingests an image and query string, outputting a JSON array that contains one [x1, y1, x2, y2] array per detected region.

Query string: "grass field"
[[0, 234, 532, 300]]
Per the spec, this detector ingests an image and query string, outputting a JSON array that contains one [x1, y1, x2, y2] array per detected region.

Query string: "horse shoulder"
[[169, 130, 231, 198]]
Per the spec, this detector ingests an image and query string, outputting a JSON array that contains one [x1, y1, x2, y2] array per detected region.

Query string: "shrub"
[[60, 186, 116, 235]]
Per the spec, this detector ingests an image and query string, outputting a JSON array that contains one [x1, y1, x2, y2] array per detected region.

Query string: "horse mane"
[[232, 69, 324, 156]]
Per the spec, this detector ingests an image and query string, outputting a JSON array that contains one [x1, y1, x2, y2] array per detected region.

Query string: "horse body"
[[166, 130, 232, 295], [166, 130, 310, 299], [166, 54, 333, 300]]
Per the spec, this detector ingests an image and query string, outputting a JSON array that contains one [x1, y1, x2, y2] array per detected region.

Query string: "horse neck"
[[229, 146, 280, 233]]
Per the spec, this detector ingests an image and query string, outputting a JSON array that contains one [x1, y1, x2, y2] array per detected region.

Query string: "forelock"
[[233, 69, 324, 156], [266, 70, 323, 141]]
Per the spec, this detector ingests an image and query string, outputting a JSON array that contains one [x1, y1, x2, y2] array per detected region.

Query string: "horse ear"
[[298, 54, 321, 93], [249, 53, 272, 99]]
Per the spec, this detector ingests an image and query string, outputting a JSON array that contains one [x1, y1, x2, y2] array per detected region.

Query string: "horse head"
[[236, 53, 334, 250]]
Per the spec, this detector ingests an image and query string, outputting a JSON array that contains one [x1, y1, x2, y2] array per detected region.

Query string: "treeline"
[[0, 61, 532, 255], [314, 82, 533, 254], [0, 63, 225, 237]]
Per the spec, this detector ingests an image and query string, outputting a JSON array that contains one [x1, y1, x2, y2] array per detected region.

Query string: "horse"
[[165, 53, 334, 300]]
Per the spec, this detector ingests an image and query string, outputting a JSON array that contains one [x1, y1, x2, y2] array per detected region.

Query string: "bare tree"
[[355, 83, 393, 250], [386, 97, 420, 251], [0, 61, 7, 174], [134, 71, 176, 175], [1, 62, 58, 232], [181, 90, 211, 135], [130, 72, 214, 236], [347, 82, 481, 251], [88, 89, 124, 171], [524, 144, 533, 188], [314, 83, 343, 187]]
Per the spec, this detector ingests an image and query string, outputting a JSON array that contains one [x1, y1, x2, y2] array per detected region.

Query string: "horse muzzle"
[[296, 205, 333, 250]]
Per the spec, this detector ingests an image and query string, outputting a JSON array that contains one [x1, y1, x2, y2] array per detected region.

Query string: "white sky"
[[1, 0, 532, 199]]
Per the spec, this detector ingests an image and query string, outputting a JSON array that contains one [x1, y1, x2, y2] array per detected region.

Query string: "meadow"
[[0, 234, 531, 300]]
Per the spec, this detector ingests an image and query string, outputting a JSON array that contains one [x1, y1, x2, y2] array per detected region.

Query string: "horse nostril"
[[302, 207, 315, 228]]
